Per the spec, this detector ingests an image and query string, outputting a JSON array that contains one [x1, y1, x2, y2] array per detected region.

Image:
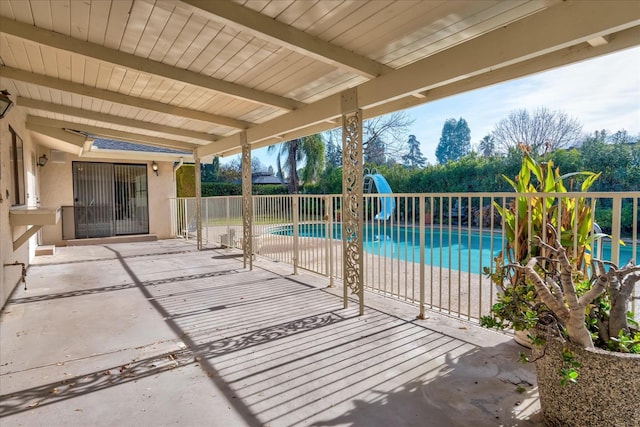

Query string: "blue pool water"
[[272, 223, 634, 274]]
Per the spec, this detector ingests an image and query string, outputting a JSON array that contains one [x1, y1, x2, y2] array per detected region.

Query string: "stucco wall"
[[2, 106, 176, 309], [147, 161, 175, 239], [1, 102, 38, 309]]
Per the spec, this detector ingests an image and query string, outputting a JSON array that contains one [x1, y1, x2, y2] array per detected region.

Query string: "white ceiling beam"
[[197, 1, 640, 158], [179, 0, 392, 79], [28, 126, 85, 157], [0, 17, 302, 111], [0, 66, 252, 129], [81, 149, 193, 163], [588, 36, 610, 47], [217, 121, 341, 158], [17, 97, 218, 143], [25, 123, 87, 148], [26, 116, 197, 152]]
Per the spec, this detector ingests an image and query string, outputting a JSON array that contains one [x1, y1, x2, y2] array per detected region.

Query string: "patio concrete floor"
[[1, 239, 542, 426]]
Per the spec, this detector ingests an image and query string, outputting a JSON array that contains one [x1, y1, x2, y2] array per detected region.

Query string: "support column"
[[195, 153, 202, 251], [341, 88, 364, 315], [241, 132, 253, 270]]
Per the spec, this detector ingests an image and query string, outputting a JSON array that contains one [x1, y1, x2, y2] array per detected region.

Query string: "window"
[[9, 126, 25, 206]]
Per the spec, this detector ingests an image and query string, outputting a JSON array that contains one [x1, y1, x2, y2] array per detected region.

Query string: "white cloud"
[[508, 48, 640, 133]]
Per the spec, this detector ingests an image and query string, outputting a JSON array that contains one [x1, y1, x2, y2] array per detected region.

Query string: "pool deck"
[[1, 239, 542, 426]]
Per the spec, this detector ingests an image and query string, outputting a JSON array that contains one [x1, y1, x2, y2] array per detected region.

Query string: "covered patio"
[[2, 0, 639, 311], [1, 2, 639, 425], [1, 239, 540, 426]]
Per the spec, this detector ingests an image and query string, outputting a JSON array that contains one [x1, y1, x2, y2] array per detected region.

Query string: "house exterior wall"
[[38, 154, 175, 246], [147, 161, 175, 239], [1, 102, 38, 309], [1, 107, 175, 309]]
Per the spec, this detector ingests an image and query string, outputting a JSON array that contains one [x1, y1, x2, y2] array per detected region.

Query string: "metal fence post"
[[325, 195, 334, 287], [419, 196, 426, 319], [293, 195, 299, 275]]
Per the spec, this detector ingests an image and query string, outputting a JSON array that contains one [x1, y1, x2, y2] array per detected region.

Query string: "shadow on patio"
[[1, 240, 541, 426]]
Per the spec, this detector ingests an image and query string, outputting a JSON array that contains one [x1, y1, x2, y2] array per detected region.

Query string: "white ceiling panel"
[[87, 1, 112, 45], [135, 3, 174, 58], [6, 0, 34, 23], [146, 5, 190, 62], [155, 12, 208, 66], [104, 0, 134, 50], [314, 1, 390, 44], [70, 0, 91, 40], [30, 0, 53, 29], [119, 0, 155, 55], [51, 0, 72, 35]]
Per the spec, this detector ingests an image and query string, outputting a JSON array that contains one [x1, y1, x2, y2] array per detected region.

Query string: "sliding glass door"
[[72, 162, 149, 239]]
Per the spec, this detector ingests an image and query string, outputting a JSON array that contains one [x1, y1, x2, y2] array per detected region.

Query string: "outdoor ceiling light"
[[151, 161, 159, 176], [0, 90, 13, 119], [37, 154, 48, 167]]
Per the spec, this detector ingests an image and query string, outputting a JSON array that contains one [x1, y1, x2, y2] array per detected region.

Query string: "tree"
[[201, 157, 220, 182], [364, 136, 386, 165], [217, 156, 264, 183], [478, 135, 496, 157], [268, 134, 325, 193], [299, 134, 325, 185], [401, 134, 426, 168], [218, 159, 241, 183], [491, 107, 583, 155], [363, 112, 414, 162], [580, 129, 640, 192], [325, 135, 342, 168], [435, 117, 471, 164], [327, 111, 414, 164]]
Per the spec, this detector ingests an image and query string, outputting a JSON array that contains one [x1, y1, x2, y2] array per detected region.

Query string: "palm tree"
[[268, 134, 325, 193], [478, 135, 496, 157]]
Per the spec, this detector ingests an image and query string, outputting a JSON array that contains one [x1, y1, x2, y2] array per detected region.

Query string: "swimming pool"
[[271, 223, 633, 275]]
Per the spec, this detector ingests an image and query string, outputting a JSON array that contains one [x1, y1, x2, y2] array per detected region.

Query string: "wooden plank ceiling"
[[0, 0, 639, 160]]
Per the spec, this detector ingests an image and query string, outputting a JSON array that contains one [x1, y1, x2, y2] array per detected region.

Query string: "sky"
[[230, 46, 640, 169]]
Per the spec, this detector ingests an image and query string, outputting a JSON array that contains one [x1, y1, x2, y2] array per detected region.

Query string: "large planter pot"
[[513, 329, 532, 348], [532, 331, 640, 427]]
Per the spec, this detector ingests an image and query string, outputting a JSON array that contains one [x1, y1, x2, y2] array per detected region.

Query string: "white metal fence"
[[170, 192, 639, 322]]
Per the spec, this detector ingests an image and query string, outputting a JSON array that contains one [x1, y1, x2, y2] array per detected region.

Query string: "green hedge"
[[201, 182, 287, 196], [176, 165, 196, 197]]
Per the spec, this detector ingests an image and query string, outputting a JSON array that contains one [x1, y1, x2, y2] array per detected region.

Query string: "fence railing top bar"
[[383, 191, 640, 198], [170, 191, 640, 201]]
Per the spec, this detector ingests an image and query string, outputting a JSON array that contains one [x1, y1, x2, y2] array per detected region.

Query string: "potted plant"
[[492, 225, 640, 426], [481, 150, 640, 426], [483, 149, 600, 342]]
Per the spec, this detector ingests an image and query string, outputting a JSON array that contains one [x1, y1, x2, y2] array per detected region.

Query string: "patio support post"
[[195, 153, 202, 250], [340, 88, 364, 315], [241, 132, 253, 270]]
